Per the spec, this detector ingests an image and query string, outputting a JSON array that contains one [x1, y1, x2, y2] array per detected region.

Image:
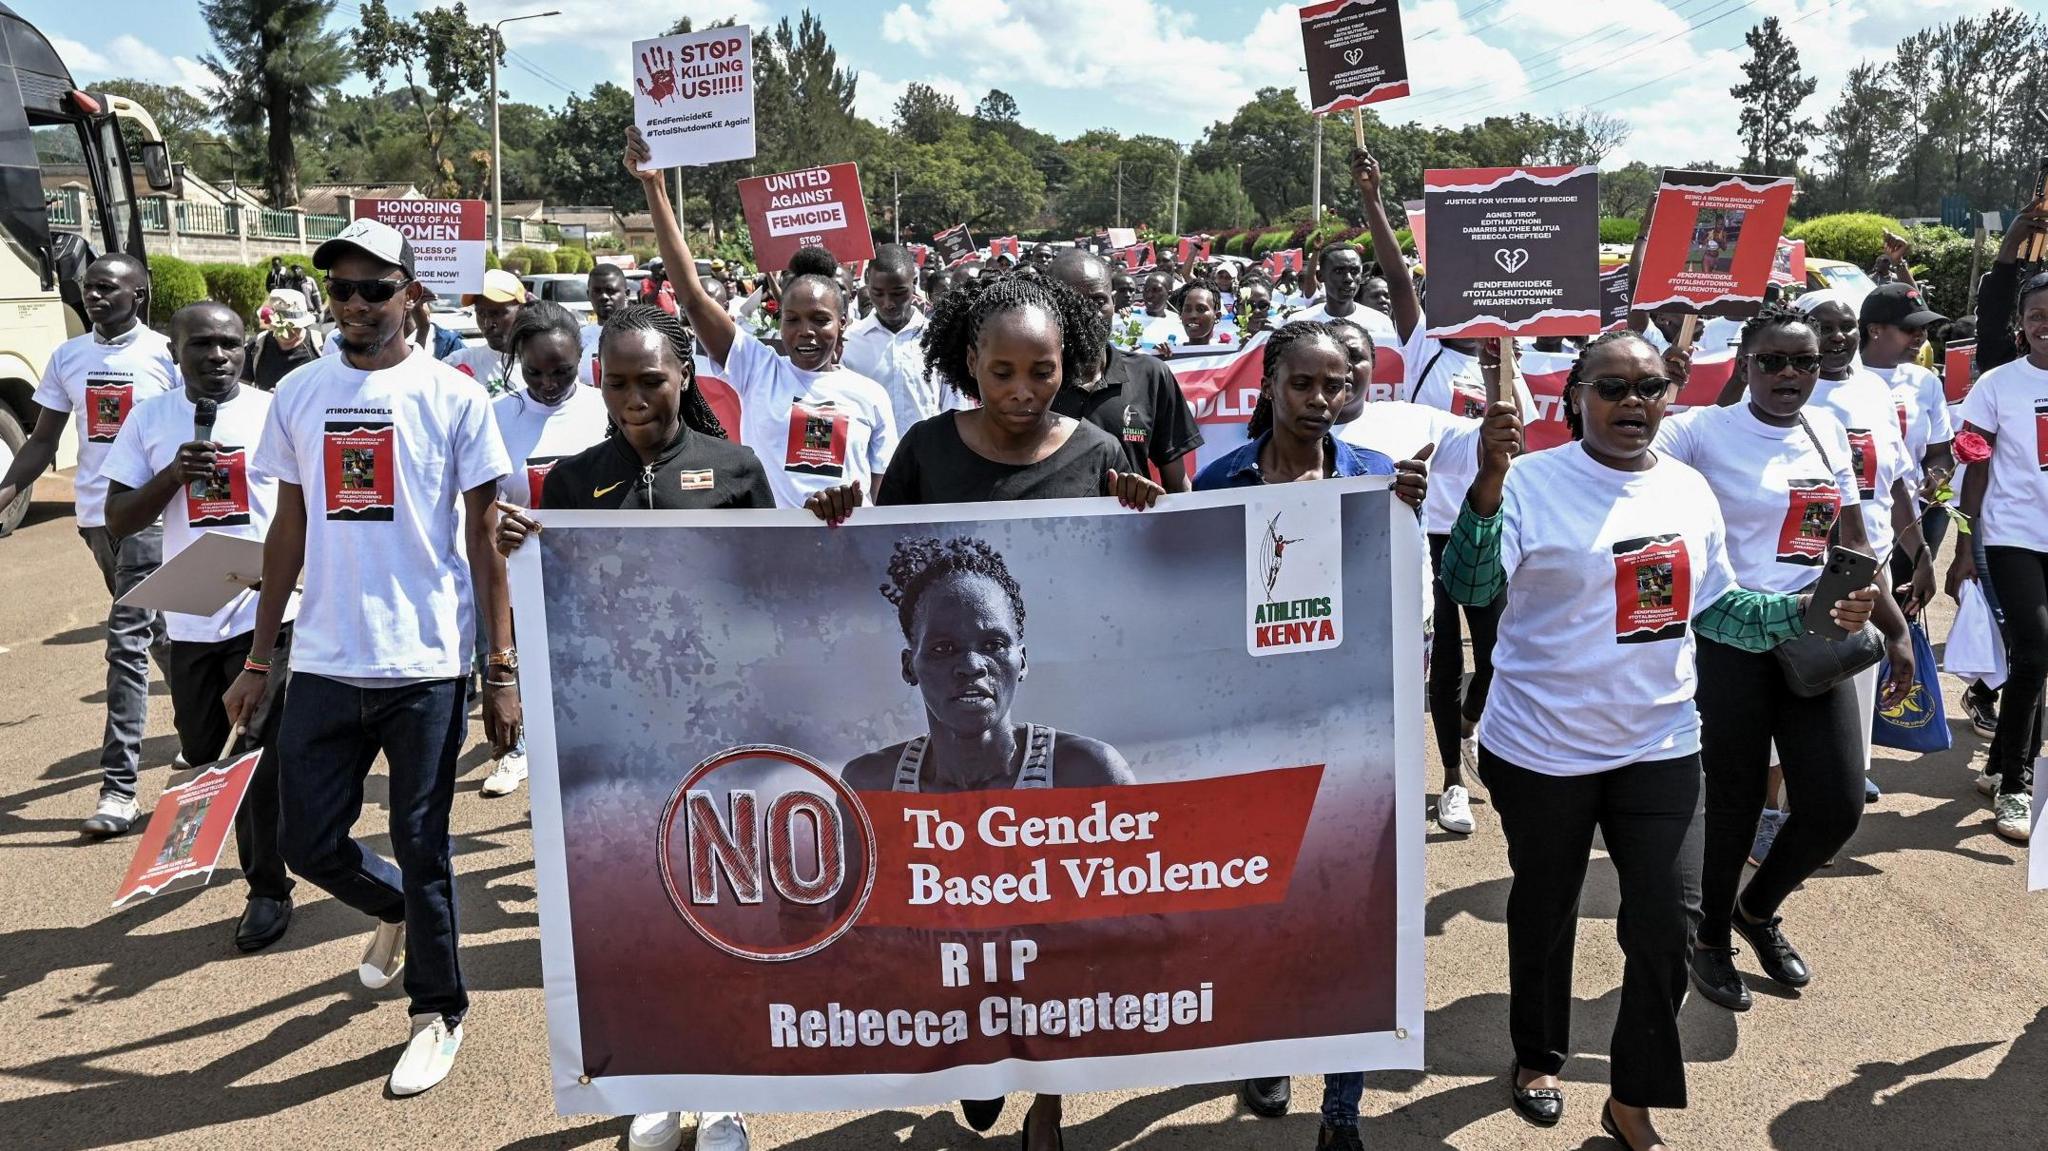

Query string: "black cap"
[[1859, 282, 1944, 329]]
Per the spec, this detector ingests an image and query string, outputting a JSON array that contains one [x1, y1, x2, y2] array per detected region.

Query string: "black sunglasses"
[[326, 275, 412, 304], [1751, 352, 1822, 374], [1581, 376, 1673, 402]]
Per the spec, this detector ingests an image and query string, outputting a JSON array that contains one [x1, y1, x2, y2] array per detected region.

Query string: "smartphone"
[[1803, 546, 1881, 639]]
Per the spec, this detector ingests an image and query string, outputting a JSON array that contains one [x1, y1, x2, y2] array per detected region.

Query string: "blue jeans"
[[79, 523, 168, 801], [277, 673, 469, 1023], [1322, 1073, 1365, 1127]]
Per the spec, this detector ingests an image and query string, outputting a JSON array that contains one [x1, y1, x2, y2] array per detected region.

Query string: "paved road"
[[0, 472, 2042, 1150]]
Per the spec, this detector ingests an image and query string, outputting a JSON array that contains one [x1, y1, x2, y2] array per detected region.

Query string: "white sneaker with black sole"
[[388, 1012, 463, 1096], [359, 921, 406, 989], [481, 748, 528, 797]]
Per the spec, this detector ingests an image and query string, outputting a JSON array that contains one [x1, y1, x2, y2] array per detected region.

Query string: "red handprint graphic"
[[637, 46, 679, 105]]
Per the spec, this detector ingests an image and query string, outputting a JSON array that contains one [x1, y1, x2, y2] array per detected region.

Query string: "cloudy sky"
[[26, 0, 2038, 165]]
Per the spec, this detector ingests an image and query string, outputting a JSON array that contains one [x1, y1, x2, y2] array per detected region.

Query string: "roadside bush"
[[1599, 217, 1640, 245], [197, 262, 267, 323], [146, 254, 207, 329], [1904, 224, 1983, 318], [1252, 229, 1292, 255], [1787, 212, 1902, 266], [485, 246, 502, 270]]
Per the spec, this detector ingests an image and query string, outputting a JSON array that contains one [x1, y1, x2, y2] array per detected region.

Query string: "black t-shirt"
[[540, 424, 774, 510], [877, 412, 1127, 506], [243, 332, 320, 391], [1051, 345, 1204, 474]]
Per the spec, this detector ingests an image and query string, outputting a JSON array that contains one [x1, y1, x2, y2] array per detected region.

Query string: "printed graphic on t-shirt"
[[1775, 479, 1839, 566], [84, 376, 137, 443], [1120, 402, 1150, 445], [526, 456, 564, 509], [783, 399, 850, 478], [322, 419, 397, 521], [1895, 401, 1909, 439], [1450, 382, 1488, 419], [185, 446, 252, 527], [1845, 428, 1877, 499], [2035, 401, 2048, 471], [1611, 533, 1693, 644]]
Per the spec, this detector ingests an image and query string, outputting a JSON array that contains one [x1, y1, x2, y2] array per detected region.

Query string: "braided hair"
[[2019, 270, 2048, 319], [920, 267, 1104, 400], [597, 303, 729, 439], [1246, 320, 1346, 439], [1562, 329, 1660, 440], [506, 298, 581, 363], [880, 537, 1026, 642], [1738, 301, 1815, 356]]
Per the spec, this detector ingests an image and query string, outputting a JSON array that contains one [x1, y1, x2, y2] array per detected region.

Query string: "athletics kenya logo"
[[1879, 680, 1939, 730], [657, 745, 878, 962]]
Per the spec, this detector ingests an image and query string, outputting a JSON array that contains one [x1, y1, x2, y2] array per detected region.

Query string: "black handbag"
[[1771, 415, 1885, 698]]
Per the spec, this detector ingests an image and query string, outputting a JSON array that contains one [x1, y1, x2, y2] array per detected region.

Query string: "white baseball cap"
[[313, 218, 417, 276]]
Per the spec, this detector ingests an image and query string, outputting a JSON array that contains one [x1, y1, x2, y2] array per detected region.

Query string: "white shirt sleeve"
[[1956, 371, 2000, 435], [1694, 494, 1739, 610], [99, 412, 155, 491], [253, 386, 301, 486], [31, 343, 72, 411], [719, 326, 778, 401], [450, 386, 513, 494], [1921, 370, 1954, 443]]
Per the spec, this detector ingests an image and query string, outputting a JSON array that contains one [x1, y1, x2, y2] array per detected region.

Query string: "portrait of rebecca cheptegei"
[[841, 536, 1136, 796]]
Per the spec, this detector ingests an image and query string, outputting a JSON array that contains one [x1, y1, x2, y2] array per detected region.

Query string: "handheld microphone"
[[194, 397, 217, 445]]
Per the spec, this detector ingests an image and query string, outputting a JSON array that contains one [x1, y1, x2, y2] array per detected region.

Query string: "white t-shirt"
[[1654, 403, 1862, 594], [1808, 370, 1914, 562], [1285, 299, 1392, 331], [1642, 316, 1743, 357], [1136, 311, 1188, 349], [578, 323, 605, 388], [30, 324, 180, 527], [1864, 361, 1953, 482], [840, 309, 956, 437], [1956, 358, 2048, 552], [445, 343, 524, 397], [1338, 399, 1483, 534], [1401, 327, 1538, 445], [253, 349, 511, 679], [491, 385, 609, 507], [716, 328, 897, 509], [1479, 443, 1738, 776], [100, 386, 298, 643]]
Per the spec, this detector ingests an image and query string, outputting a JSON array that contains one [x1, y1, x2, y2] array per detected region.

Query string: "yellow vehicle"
[[0, 3, 173, 535], [1803, 257, 1878, 302]]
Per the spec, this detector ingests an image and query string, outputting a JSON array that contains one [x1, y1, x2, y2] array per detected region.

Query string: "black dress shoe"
[[959, 1097, 1004, 1133], [1508, 1061, 1563, 1127], [1687, 939, 1753, 1011], [1019, 1109, 1064, 1150], [1239, 1076, 1290, 1117], [1734, 912, 1811, 987], [1601, 1099, 1650, 1150], [235, 895, 293, 953]]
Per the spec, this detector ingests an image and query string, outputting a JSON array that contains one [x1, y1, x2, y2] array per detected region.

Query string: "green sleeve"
[[1441, 499, 1506, 607], [1696, 588, 1805, 652]]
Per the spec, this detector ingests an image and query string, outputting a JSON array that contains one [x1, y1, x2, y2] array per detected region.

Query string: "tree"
[[200, 0, 351, 205], [1550, 108, 1632, 167], [353, 0, 500, 196], [973, 89, 1019, 130], [1599, 161, 1660, 220], [1730, 16, 1818, 175], [895, 82, 961, 145], [539, 83, 637, 208], [1816, 62, 1903, 214]]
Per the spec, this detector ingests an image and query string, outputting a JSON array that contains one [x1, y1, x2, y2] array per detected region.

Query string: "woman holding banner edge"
[[1441, 330, 1880, 1150]]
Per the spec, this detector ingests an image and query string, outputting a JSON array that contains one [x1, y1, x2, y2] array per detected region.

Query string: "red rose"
[[1219, 332, 1234, 344], [763, 298, 780, 317], [1953, 430, 1992, 464]]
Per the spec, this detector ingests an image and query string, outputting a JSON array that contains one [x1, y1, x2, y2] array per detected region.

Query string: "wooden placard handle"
[[1490, 337, 1515, 405], [1352, 109, 1366, 150], [1675, 314, 1699, 355]]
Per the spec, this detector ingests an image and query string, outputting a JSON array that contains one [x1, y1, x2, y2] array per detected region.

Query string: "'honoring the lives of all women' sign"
[[508, 483, 1426, 1113], [631, 25, 758, 169]]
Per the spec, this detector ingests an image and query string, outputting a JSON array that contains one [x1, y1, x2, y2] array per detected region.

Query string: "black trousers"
[[1986, 546, 2048, 795], [1428, 533, 1503, 770], [166, 628, 294, 901], [1693, 638, 1865, 946], [1479, 745, 1697, 1109]]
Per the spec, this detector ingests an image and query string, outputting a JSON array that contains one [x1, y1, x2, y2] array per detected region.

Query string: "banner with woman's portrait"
[[508, 480, 1426, 1114]]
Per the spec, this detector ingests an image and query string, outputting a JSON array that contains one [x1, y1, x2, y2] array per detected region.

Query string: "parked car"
[[521, 273, 595, 319]]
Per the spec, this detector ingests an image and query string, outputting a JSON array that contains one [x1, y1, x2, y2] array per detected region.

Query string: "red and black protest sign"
[[112, 750, 263, 908], [1633, 170, 1796, 317], [933, 224, 977, 268], [186, 446, 252, 528], [1422, 166, 1602, 340], [1601, 266, 1631, 331], [1177, 236, 1212, 264], [988, 236, 1023, 263], [738, 164, 874, 273], [1261, 249, 1303, 278], [1611, 534, 1692, 644], [1521, 350, 1738, 454], [1300, 0, 1410, 114], [1116, 243, 1158, 273], [1944, 341, 1979, 404], [1771, 237, 1807, 287], [323, 419, 397, 521]]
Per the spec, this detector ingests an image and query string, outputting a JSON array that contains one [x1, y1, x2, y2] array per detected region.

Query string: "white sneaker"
[[388, 1012, 463, 1096], [359, 921, 406, 989], [1436, 784, 1475, 835], [695, 1112, 751, 1151], [1458, 733, 1479, 779], [481, 749, 529, 797], [80, 794, 141, 837], [1993, 793, 2032, 843], [1976, 771, 2002, 798], [627, 1112, 684, 1151]]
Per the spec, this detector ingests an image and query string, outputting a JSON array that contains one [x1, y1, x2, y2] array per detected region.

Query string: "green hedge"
[[146, 254, 208, 328], [1787, 212, 1902, 266], [196, 262, 267, 323], [504, 246, 555, 275], [1251, 229, 1292, 255], [1599, 217, 1641, 245], [485, 247, 502, 270], [1902, 225, 1982, 319]]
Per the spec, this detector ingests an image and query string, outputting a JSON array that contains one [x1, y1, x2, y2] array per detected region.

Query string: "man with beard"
[[447, 269, 529, 395], [1048, 249, 1203, 491], [843, 244, 958, 436], [103, 303, 297, 951], [0, 253, 180, 835], [578, 261, 636, 386]]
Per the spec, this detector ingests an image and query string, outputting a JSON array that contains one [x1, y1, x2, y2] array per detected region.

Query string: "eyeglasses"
[[326, 275, 411, 304], [1581, 377, 1673, 402], [1750, 352, 1822, 374]]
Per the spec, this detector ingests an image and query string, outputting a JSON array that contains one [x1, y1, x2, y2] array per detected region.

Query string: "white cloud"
[[54, 34, 213, 94]]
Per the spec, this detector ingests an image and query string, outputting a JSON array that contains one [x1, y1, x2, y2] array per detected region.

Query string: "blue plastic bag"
[[1873, 620, 1950, 753]]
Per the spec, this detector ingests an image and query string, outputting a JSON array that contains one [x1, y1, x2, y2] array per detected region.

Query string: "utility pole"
[[893, 168, 901, 245], [673, 167, 685, 240], [1310, 116, 1323, 225], [1170, 147, 1183, 236], [1116, 160, 1123, 228], [490, 10, 560, 256]]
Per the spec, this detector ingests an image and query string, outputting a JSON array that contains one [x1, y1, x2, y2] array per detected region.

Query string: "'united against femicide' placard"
[[632, 25, 758, 170], [738, 164, 874, 272]]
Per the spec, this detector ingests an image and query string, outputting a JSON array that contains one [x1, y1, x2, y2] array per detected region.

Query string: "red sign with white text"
[[1633, 171, 1795, 317], [738, 164, 874, 273], [352, 198, 486, 296], [113, 750, 263, 908]]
